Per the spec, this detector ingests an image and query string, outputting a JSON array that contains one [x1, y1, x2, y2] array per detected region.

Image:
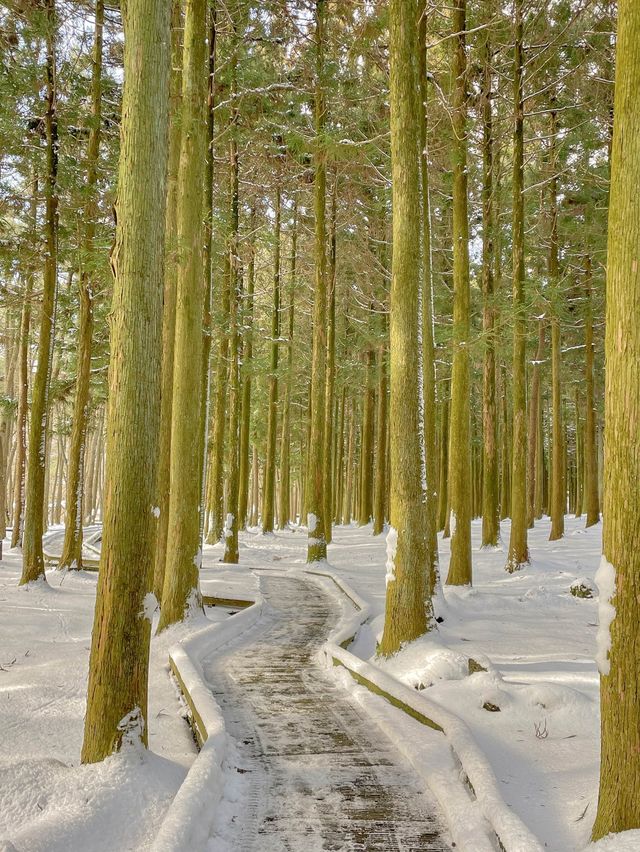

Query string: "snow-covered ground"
[[0, 516, 634, 851], [208, 516, 620, 852], [0, 535, 255, 851]]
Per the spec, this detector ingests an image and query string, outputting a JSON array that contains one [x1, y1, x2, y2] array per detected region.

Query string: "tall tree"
[[379, 0, 429, 655], [583, 256, 600, 527], [480, 18, 499, 549], [158, 0, 208, 630], [548, 101, 564, 542], [152, 0, 184, 597], [306, 0, 327, 562], [592, 0, 640, 836], [445, 0, 472, 586], [278, 201, 297, 529], [20, 0, 58, 585], [58, 0, 104, 571], [419, 9, 438, 576], [504, 0, 529, 572], [81, 0, 170, 762], [262, 176, 281, 533]]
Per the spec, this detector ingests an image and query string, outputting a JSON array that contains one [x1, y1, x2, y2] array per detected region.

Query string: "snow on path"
[[217, 519, 605, 851], [204, 573, 451, 851]]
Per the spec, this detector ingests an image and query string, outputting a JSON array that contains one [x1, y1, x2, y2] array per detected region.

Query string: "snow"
[[1, 516, 632, 851], [384, 524, 397, 586], [589, 832, 640, 851], [141, 591, 159, 622], [325, 516, 604, 852], [0, 537, 258, 851], [594, 556, 616, 676], [223, 513, 234, 539], [217, 516, 612, 851]]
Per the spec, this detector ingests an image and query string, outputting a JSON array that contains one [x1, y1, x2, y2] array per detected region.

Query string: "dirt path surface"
[[203, 573, 452, 851]]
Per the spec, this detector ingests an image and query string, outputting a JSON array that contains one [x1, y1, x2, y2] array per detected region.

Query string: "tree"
[[158, 0, 208, 629], [480, 15, 499, 548], [20, 0, 58, 585], [445, 0, 472, 586], [58, 0, 104, 571], [504, 0, 529, 573], [379, 0, 428, 655], [152, 0, 183, 597], [306, 0, 327, 563], [592, 0, 640, 836], [81, 0, 170, 762]]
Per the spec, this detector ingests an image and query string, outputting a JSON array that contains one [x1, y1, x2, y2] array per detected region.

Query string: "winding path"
[[203, 574, 451, 851]]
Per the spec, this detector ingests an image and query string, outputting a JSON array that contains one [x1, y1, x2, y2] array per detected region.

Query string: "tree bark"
[[446, 0, 473, 586], [81, 0, 170, 762], [278, 204, 297, 529], [592, 0, 640, 834], [306, 0, 327, 562], [262, 179, 281, 533], [158, 0, 207, 629], [583, 255, 600, 526], [505, 0, 529, 571], [59, 0, 104, 570], [380, 0, 430, 654], [480, 22, 499, 548], [419, 8, 438, 576], [20, 0, 58, 585]]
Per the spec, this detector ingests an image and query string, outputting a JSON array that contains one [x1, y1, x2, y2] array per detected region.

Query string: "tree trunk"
[[21, 0, 58, 585], [358, 346, 375, 526], [380, 0, 430, 654], [59, 0, 104, 570], [222, 54, 241, 563], [505, 0, 529, 571], [323, 178, 337, 542], [238, 205, 256, 530], [158, 0, 207, 630], [11, 176, 36, 549], [583, 255, 600, 526], [437, 391, 449, 532], [592, 0, 640, 834], [500, 364, 511, 520], [419, 9, 438, 576], [480, 21, 499, 548], [81, 0, 170, 762], [373, 336, 388, 536], [343, 398, 355, 525], [262, 180, 280, 533], [446, 0, 472, 586], [526, 319, 545, 527], [306, 0, 327, 562], [278, 203, 297, 529]]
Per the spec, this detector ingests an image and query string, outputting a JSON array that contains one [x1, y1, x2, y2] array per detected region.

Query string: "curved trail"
[[203, 574, 451, 851]]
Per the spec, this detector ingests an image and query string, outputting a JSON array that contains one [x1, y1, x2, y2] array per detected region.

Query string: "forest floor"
[[0, 517, 637, 851]]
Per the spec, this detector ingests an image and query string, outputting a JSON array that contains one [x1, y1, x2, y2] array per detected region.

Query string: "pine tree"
[[82, 0, 170, 762], [379, 0, 428, 655], [158, 0, 208, 630], [20, 0, 58, 585], [504, 0, 529, 572], [58, 0, 104, 571], [592, 0, 640, 836], [445, 0, 472, 587], [306, 0, 328, 563]]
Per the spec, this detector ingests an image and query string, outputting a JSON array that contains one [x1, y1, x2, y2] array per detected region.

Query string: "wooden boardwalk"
[[203, 574, 452, 851]]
